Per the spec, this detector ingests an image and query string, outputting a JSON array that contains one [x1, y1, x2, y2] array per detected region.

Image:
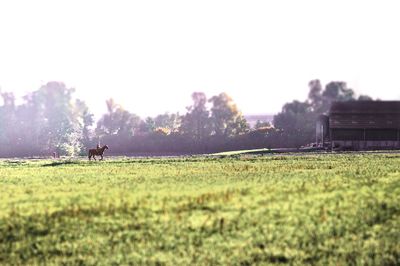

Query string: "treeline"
[[273, 79, 373, 147], [0, 80, 372, 157]]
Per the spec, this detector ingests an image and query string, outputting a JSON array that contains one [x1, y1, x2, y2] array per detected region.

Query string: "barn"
[[317, 101, 400, 150]]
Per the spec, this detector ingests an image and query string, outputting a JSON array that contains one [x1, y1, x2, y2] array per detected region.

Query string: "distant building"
[[317, 101, 400, 150]]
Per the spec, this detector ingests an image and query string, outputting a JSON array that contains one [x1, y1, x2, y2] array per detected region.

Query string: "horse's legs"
[[100, 155, 103, 160]]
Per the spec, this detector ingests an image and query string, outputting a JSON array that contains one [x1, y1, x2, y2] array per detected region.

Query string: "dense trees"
[[0, 85, 254, 156], [0, 82, 93, 156], [209, 93, 248, 137], [0, 79, 373, 157], [96, 98, 141, 138], [180, 92, 211, 141], [273, 79, 373, 147], [273, 100, 316, 147]]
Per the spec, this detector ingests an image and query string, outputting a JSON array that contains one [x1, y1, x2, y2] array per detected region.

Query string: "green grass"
[[0, 154, 399, 265]]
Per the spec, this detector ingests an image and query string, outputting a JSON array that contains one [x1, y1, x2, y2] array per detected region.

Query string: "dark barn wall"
[[331, 129, 399, 141], [325, 101, 400, 150]]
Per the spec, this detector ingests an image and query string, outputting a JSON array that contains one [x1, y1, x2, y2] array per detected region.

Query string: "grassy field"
[[0, 154, 399, 265]]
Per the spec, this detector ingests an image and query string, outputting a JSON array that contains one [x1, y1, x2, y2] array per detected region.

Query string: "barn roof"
[[329, 101, 400, 129], [330, 101, 400, 114]]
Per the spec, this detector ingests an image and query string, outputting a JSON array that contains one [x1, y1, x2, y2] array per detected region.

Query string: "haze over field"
[[1, 0, 400, 118], [1, 3, 399, 263]]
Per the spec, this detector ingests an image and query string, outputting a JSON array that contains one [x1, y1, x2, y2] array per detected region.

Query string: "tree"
[[307, 80, 358, 114], [0, 92, 17, 153], [3, 82, 94, 156], [320, 81, 355, 113], [273, 100, 315, 146], [273, 80, 373, 147], [74, 99, 94, 152], [180, 92, 212, 141], [308, 79, 323, 111], [14, 82, 77, 155], [209, 92, 248, 137], [153, 113, 180, 133], [140, 117, 156, 134], [96, 98, 141, 138]]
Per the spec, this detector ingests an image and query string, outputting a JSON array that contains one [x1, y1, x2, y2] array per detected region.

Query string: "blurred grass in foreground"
[[0, 154, 399, 265]]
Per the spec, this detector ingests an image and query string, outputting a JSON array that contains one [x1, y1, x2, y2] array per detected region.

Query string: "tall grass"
[[0, 154, 399, 265]]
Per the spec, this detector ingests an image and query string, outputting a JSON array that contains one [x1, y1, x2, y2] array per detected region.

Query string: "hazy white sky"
[[0, 0, 399, 118]]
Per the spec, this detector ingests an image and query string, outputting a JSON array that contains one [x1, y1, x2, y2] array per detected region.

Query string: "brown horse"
[[88, 145, 109, 161]]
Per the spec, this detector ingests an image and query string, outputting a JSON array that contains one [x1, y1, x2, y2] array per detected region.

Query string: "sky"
[[0, 0, 400, 118]]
